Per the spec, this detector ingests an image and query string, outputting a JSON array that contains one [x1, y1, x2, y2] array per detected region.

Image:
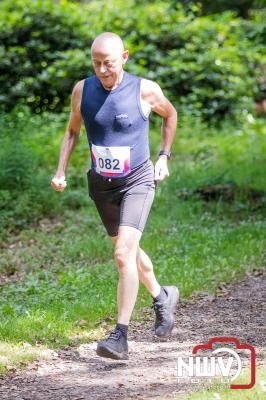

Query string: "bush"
[[0, 139, 38, 191], [176, 0, 265, 18], [0, 106, 91, 236], [0, 135, 54, 234], [0, 0, 93, 113], [0, 0, 265, 120]]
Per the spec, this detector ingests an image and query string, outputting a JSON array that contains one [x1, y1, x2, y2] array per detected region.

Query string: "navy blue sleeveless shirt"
[[80, 71, 150, 178]]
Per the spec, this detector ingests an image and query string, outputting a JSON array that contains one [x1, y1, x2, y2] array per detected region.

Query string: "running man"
[[51, 32, 179, 360]]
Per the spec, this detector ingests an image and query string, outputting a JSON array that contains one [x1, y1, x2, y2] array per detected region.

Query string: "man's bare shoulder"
[[140, 78, 176, 117], [71, 80, 85, 112], [141, 78, 162, 96], [72, 79, 85, 96]]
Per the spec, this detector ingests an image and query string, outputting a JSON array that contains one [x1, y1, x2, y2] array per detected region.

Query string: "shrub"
[[0, 0, 93, 113], [0, 0, 265, 120]]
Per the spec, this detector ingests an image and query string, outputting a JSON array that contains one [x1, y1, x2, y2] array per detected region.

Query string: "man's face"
[[91, 47, 128, 90]]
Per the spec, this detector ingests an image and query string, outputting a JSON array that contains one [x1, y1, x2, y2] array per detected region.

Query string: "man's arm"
[[51, 80, 84, 192], [140, 79, 177, 181]]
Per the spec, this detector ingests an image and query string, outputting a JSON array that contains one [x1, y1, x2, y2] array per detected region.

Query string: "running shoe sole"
[[96, 344, 129, 360]]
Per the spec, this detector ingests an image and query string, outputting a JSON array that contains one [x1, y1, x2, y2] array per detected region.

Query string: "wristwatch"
[[159, 149, 171, 159]]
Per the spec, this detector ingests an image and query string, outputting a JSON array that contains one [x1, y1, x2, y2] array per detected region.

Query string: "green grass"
[[0, 341, 53, 374], [0, 110, 265, 373]]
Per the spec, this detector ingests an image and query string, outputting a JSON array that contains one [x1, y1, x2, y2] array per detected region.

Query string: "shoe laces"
[[108, 329, 122, 341]]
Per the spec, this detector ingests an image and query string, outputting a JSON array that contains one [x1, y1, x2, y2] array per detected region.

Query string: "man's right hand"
[[51, 175, 67, 192]]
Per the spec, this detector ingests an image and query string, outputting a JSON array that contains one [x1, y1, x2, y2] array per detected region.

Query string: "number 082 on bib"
[[91, 144, 131, 177]]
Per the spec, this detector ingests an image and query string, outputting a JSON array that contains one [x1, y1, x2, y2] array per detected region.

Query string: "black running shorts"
[[87, 159, 156, 237]]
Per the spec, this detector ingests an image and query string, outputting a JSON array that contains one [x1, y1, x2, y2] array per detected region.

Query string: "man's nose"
[[99, 63, 107, 73]]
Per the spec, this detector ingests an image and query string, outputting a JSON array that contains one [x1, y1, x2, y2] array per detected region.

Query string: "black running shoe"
[[96, 329, 128, 360], [153, 286, 179, 337]]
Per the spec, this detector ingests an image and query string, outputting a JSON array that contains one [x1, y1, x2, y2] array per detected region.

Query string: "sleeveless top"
[[80, 71, 150, 177]]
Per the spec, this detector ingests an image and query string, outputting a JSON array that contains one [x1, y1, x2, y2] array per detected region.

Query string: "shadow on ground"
[[0, 270, 265, 400]]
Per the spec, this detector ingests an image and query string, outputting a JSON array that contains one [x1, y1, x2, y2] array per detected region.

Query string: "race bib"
[[91, 144, 131, 177]]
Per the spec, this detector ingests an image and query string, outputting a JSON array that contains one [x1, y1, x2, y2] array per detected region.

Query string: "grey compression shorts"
[[87, 159, 156, 237]]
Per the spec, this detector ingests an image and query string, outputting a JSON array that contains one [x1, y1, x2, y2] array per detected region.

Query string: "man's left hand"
[[154, 157, 169, 181]]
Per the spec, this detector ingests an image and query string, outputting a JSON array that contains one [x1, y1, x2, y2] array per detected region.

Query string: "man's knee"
[[114, 226, 141, 269], [114, 242, 133, 269]]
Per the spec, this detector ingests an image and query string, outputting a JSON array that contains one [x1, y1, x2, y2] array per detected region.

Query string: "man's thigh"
[[91, 183, 155, 238], [120, 183, 155, 233], [87, 169, 122, 237], [87, 160, 155, 237], [93, 198, 121, 237]]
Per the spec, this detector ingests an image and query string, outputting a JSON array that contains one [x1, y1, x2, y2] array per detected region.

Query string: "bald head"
[[90, 32, 128, 90], [91, 32, 124, 56]]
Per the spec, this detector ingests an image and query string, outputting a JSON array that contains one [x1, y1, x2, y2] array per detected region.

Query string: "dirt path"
[[0, 270, 265, 400]]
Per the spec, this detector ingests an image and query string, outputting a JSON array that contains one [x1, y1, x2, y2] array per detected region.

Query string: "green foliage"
[[175, 0, 266, 18], [0, 0, 265, 120], [0, 139, 38, 191], [0, 105, 265, 237], [0, 106, 88, 234], [0, 0, 93, 113], [125, 8, 259, 120]]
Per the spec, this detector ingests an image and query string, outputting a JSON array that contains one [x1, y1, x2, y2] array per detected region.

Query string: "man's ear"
[[122, 50, 129, 64]]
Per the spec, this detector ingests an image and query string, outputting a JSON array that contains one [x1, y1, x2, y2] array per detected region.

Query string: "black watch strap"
[[159, 149, 171, 159]]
